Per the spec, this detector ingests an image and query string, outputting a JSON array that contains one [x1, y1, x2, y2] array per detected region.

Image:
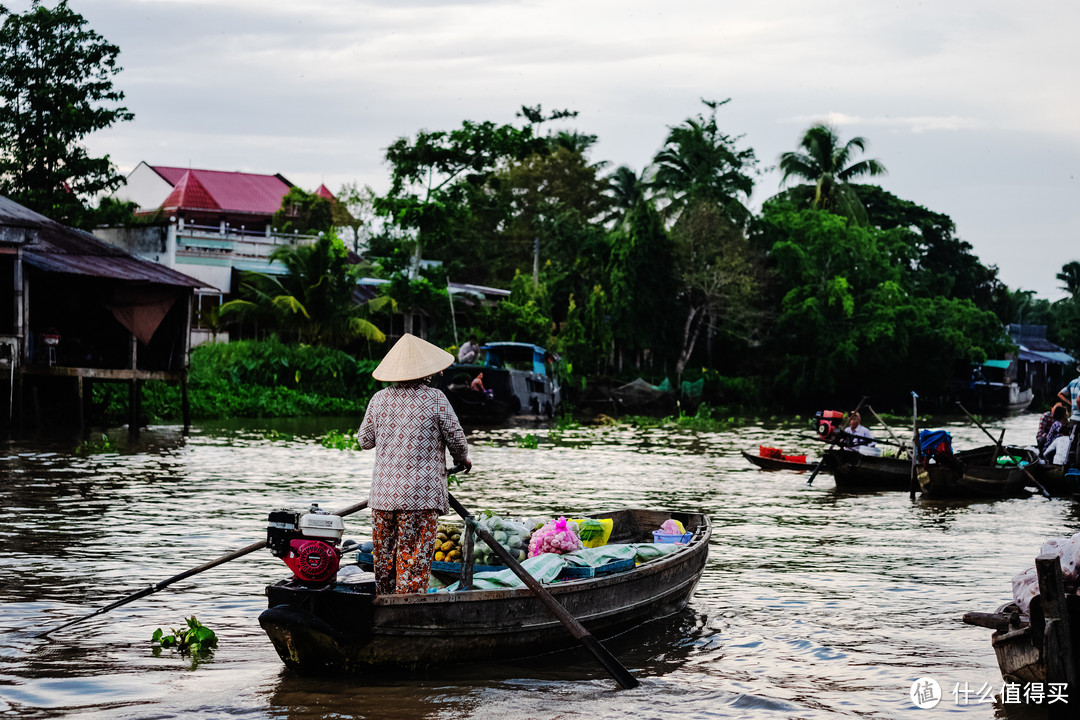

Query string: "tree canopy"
[[0, 0, 133, 226]]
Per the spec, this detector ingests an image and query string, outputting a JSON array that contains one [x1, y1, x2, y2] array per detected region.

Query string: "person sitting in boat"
[[357, 333, 472, 595], [841, 411, 876, 453], [1036, 402, 1064, 452], [469, 371, 494, 399], [457, 336, 480, 364], [1040, 405, 1069, 461]]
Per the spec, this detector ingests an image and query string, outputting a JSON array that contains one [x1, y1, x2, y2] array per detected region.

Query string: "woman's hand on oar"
[[446, 491, 639, 690], [38, 498, 370, 638]]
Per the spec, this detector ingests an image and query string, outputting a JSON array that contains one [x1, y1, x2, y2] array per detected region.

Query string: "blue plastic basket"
[[652, 530, 693, 544]]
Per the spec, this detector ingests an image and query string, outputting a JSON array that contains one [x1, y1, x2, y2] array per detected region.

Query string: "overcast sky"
[[21, 0, 1080, 299]]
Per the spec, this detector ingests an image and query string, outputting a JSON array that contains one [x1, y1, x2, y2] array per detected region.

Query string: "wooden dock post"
[[75, 376, 85, 437], [181, 375, 190, 434], [128, 333, 139, 437], [1035, 553, 1077, 717]]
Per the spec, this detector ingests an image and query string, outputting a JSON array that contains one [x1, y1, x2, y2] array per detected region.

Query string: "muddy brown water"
[[1, 414, 1076, 719]]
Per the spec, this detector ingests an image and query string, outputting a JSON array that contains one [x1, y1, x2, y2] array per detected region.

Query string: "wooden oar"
[[38, 498, 371, 637], [446, 491, 640, 690], [866, 405, 907, 452], [807, 395, 869, 486], [955, 402, 1051, 499]]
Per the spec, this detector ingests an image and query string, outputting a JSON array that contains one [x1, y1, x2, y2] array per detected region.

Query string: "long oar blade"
[[447, 492, 639, 690], [38, 498, 369, 637], [955, 402, 1051, 499]]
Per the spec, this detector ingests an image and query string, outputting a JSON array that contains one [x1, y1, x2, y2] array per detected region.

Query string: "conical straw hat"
[[372, 333, 454, 382]]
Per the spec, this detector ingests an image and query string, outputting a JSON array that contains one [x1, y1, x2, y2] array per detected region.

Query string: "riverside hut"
[[0, 195, 205, 434]]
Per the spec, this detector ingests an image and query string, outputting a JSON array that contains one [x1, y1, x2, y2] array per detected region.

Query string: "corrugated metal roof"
[[151, 166, 293, 215], [1, 194, 205, 288], [1020, 348, 1077, 365]]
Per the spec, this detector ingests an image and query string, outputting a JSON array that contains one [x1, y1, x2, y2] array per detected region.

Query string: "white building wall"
[[114, 162, 174, 213]]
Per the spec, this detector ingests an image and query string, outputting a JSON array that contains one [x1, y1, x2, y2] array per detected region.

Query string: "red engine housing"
[[282, 538, 341, 585], [813, 409, 845, 440]]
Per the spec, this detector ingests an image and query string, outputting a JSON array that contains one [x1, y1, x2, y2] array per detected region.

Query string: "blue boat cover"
[[920, 430, 953, 456]]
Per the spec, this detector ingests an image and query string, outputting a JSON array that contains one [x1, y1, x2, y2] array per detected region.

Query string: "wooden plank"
[[1036, 553, 1078, 713], [19, 366, 182, 381]]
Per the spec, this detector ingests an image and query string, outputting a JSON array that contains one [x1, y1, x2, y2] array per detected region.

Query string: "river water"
[[1, 413, 1076, 719]]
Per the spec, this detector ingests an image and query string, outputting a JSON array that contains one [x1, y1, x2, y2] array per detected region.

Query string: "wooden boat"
[[258, 508, 710, 674], [436, 342, 561, 422], [1027, 463, 1079, 498], [821, 449, 914, 490], [741, 450, 814, 472], [918, 445, 1036, 499], [963, 555, 1080, 689]]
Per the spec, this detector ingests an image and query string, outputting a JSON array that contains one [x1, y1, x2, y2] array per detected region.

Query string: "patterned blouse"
[[357, 382, 470, 513]]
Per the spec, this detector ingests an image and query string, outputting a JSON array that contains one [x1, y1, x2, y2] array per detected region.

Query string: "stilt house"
[[0, 195, 204, 433]]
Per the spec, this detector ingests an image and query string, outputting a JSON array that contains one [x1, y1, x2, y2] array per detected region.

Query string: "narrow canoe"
[[259, 508, 710, 673], [741, 450, 815, 472], [821, 449, 914, 491]]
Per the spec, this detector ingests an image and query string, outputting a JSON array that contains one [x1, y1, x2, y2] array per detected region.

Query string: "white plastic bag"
[[1058, 533, 1080, 581], [1012, 567, 1040, 614]]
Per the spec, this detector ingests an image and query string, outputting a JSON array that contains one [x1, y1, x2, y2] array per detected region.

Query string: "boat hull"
[[260, 509, 709, 673], [918, 446, 1035, 499], [741, 450, 814, 472], [822, 450, 914, 490]]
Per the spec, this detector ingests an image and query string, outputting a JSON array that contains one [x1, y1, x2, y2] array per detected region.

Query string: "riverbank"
[[93, 339, 379, 424]]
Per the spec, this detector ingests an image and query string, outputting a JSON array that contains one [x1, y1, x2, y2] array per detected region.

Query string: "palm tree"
[[221, 234, 385, 348], [605, 165, 646, 228], [650, 99, 758, 227], [778, 124, 886, 222], [1057, 261, 1080, 298]]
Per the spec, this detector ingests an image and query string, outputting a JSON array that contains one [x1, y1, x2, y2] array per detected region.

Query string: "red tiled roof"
[[151, 166, 293, 215], [315, 184, 336, 201], [161, 171, 220, 212]]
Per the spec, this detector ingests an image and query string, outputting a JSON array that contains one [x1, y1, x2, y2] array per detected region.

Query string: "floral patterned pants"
[[371, 509, 440, 595]]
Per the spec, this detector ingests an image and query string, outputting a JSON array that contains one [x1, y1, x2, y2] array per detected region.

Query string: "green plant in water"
[[321, 429, 360, 451], [75, 433, 115, 455], [263, 429, 293, 442], [151, 616, 218, 658], [515, 433, 539, 449]]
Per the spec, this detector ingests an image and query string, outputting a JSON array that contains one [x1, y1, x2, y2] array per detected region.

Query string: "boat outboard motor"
[[267, 504, 344, 586], [813, 410, 845, 441]]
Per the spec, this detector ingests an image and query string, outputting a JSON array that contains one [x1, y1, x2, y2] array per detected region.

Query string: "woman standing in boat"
[[358, 333, 472, 595]]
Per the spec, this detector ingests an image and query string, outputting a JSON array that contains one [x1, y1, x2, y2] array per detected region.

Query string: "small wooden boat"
[[821, 449, 914, 491], [741, 450, 814, 472], [1027, 463, 1077, 498], [259, 508, 709, 674], [963, 555, 1080, 690], [918, 445, 1036, 499]]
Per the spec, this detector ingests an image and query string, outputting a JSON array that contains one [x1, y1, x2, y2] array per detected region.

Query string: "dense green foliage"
[[0, 1, 133, 227], [272, 187, 334, 235], [357, 103, 1076, 411], [93, 339, 379, 422]]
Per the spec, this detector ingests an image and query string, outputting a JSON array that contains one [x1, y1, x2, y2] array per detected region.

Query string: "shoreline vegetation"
[[92, 338, 941, 436]]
